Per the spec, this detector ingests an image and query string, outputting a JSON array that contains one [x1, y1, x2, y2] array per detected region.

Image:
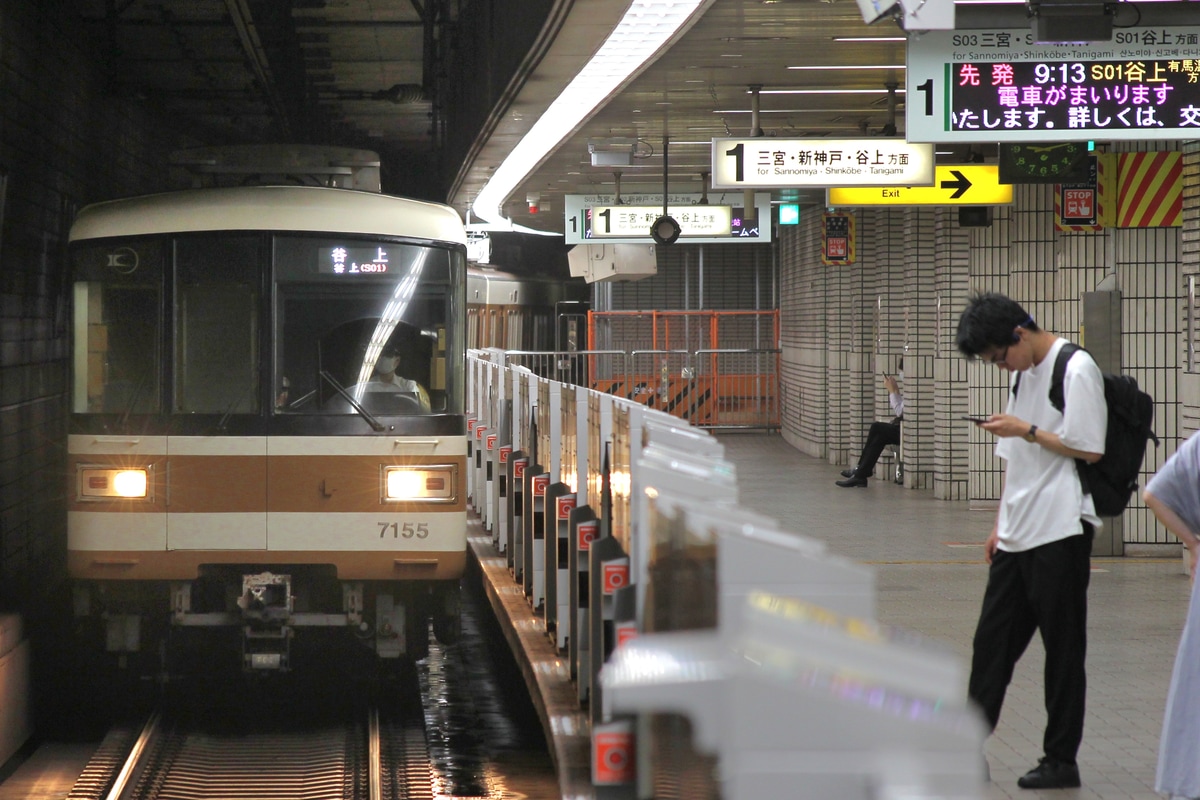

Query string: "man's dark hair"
[[955, 292, 1040, 358]]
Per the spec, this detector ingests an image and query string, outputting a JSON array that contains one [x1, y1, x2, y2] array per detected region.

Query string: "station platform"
[[477, 430, 1189, 800]]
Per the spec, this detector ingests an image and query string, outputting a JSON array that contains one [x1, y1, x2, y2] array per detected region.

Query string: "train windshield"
[[70, 232, 464, 420], [273, 236, 462, 417]]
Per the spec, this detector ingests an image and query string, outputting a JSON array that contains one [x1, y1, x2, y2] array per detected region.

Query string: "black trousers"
[[967, 523, 1094, 763], [855, 420, 900, 474]]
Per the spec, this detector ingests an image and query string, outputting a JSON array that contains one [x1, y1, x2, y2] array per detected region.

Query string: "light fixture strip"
[[471, 0, 714, 225]]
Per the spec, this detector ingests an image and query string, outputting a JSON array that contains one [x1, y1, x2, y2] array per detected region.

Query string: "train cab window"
[[71, 240, 165, 415], [174, 236, 260, 414], [272, 236, 463, 416]]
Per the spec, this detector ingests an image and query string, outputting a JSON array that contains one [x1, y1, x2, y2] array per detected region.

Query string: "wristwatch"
[[1025, 425, 1038, 443]]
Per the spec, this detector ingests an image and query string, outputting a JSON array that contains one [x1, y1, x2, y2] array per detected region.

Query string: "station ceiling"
[[74, 0, 1185, 240]]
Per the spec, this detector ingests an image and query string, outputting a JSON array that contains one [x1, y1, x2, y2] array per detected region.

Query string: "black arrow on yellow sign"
[[940, 170, 972, 199]]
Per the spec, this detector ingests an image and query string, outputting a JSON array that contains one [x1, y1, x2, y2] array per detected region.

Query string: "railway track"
[[65, 688, 432, 800], [56, 578, 557, 800]]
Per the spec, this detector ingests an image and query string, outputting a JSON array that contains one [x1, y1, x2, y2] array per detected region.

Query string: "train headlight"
[[78, 466, 151, 500], [383, 465, 457, 503]]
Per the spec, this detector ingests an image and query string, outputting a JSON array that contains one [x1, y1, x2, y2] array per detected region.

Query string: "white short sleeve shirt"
[[994, 338, 1108, 552]]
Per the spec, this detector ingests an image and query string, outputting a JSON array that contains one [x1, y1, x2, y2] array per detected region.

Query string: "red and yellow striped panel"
[[1116, 151, 1181, 228]]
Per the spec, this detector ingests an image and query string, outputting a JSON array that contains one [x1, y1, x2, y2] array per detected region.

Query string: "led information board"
[[710, 138, 935, 189], [589, 205, 732, 238], [906, 26, 1200, 142]]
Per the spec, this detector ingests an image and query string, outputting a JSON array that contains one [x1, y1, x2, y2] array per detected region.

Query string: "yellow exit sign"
[[827, 165, 1013, 207]]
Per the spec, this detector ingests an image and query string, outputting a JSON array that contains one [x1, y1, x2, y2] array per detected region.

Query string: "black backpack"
[[1012, 342, 1159, 517]]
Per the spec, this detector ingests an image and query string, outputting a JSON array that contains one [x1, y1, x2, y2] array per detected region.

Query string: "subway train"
[[66, 151, 586, 674]]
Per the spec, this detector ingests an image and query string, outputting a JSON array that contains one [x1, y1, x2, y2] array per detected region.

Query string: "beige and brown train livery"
[[67, 181, 469, 672]]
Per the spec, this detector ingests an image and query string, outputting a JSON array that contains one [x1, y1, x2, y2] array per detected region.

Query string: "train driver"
[[363, 343, 431, 412]]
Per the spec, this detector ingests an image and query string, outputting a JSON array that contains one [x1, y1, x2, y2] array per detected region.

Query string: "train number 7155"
[[379, 521, 430, 538]]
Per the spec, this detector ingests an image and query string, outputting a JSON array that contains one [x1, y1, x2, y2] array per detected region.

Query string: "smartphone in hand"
[[961, 414, 990, 424]]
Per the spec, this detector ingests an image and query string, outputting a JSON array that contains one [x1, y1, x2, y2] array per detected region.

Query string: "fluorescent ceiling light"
[[833, 36, 906, 41], [471, 0, 712, 227], [787, 64, 905, 70]]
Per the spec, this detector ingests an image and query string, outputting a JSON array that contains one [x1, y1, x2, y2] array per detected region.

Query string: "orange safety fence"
[[590, 348, 780, 430], [588, 309, 779, 354]]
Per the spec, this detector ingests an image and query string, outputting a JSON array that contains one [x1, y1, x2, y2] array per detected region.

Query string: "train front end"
[[66, 187, 468, 673]]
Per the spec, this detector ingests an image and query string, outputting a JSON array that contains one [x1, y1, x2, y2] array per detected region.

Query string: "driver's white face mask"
[[377, 356, 400, 374]]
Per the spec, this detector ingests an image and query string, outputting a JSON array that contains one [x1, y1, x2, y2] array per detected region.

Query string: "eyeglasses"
[[985, 344, 1010, 366]]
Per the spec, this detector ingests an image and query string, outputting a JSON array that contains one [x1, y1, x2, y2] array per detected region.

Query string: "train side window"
[[70, 240, 165, 415], [174, 236, 261, 414]]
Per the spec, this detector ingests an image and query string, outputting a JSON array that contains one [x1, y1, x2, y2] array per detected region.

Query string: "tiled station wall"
[[0, 4, 188, 610], [780, 142, 1199, 547]]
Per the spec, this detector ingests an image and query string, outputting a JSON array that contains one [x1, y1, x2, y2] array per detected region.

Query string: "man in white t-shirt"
[[955, 292, 1107, 791]]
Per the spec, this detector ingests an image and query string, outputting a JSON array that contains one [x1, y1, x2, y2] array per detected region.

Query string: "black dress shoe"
[[1017, 757, 1080, 789], [835, 475, 868, 488], [840, 468, 857, 478]]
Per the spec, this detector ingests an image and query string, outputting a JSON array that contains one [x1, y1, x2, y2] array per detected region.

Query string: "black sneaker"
[[1017, 757, 1080, 789]]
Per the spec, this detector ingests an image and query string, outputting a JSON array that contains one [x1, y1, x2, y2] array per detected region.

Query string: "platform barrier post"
[[508, 452, 529, 576], [484, 431, 498, 532], [466, 417, 477, 506], [473, 423, 488, 516], [496, 444, 512, 553], [554, 489, 577, 650], [569, 507, 598, 700], [543, 483, 571, 639], [527, 471, 550, 610], [588, 535, 631, 727]]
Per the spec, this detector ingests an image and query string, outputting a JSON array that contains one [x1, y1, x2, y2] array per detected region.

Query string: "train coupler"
[[238, 572, 293, 624], [239, 572, 294, 670]]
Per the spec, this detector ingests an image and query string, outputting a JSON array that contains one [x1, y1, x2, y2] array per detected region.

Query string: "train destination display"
[[320, 245, 391, 275], [906, 25, 1200, 142]]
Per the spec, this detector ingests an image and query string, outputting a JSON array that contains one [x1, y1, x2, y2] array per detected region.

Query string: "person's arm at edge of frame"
[[1144, 489, 1200, 579]]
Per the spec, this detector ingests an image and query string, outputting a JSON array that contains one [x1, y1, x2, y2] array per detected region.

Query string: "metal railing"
[[497, 347, 781, 430]]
